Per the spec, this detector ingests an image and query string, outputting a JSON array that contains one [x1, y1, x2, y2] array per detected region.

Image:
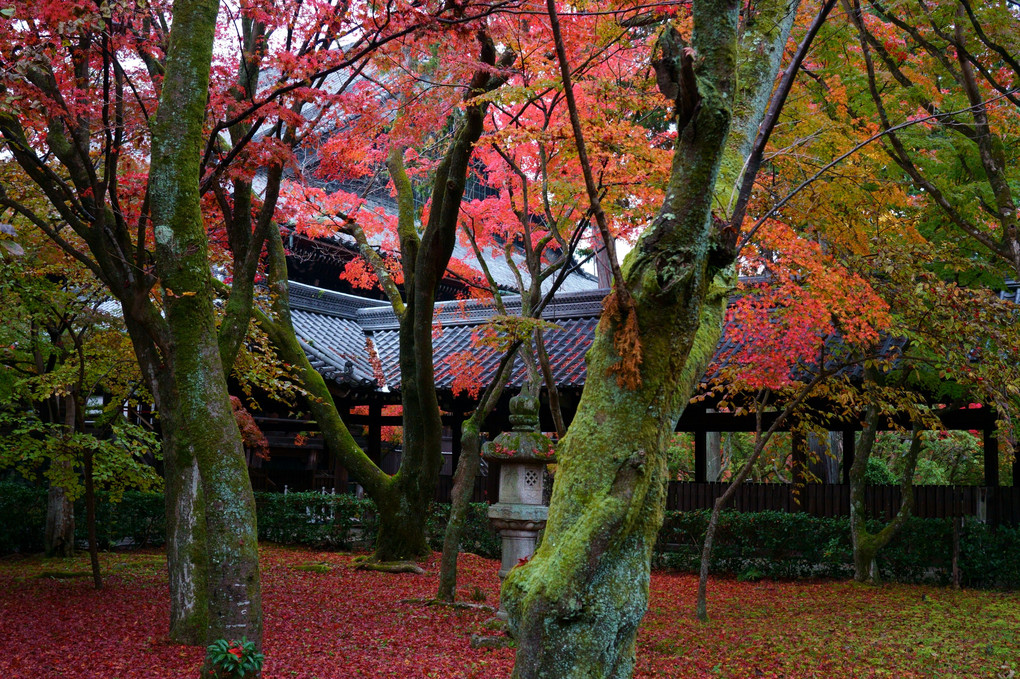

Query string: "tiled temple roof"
[[289, 279, 1020, 396]]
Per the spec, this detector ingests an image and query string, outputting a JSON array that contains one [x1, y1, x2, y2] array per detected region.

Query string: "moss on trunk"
[[45, 477, 75, 559], [849, 406, 922, 585], [149, 0, 261, 646], [502, 1, 748, 674], [438, 425, 483, 601]]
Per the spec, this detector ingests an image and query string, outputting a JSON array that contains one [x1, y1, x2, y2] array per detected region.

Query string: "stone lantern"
[[482, 391, 556, 588]]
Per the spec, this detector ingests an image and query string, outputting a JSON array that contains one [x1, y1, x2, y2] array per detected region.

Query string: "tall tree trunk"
[[45, 396, 75, 558], [124, 317, 210, 645], [44, 476, 75, 558], [504, 0, 742, 665], [83, 444, 103, 590], [46, 395, 77, 559], [505, 273, 733, 678], [150, 0, 261, 645], [437, 424, 484, 602], [162, 430, 209, 642], [65, 388, 103, 591]]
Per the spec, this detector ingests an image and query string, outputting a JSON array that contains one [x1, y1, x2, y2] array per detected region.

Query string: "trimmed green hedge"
[[255, 492, 378, 550], [255, 492, 500, 558], [0, 484, 166, 553], [0, 483, 47, 554], [0, 483, 500, 559], [655, 509, 1020, 588], [3, 483, 1019, 588]]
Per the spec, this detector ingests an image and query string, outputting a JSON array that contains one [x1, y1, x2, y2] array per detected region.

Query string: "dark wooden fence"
[[268, 473, 1020, 526], [434, 475, 489, 503], [664, 482, 1020, 525]]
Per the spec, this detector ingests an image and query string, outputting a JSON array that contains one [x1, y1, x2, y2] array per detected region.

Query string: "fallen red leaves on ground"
[[0, 545, 1017, 678]]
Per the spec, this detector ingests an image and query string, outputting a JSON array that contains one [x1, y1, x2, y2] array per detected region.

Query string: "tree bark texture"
[[42, 394, 75, 559], [44, 395, 75, 559], [502, 1, 742, 675], [83, 445, 103, 590], [437, 425, 483, 602], [149, 0, 261, 644], [45, 475, 75, 558]]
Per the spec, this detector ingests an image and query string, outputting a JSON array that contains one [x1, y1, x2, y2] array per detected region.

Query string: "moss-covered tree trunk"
[[849, 406, 921, 584], [121, 316, 210, 644], [149, 0, 261, 645], [502, 1, 742, 674], [437, 424, 484, 601]]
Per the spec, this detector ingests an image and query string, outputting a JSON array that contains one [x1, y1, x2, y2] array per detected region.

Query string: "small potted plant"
[[205, 637, 264, 678]]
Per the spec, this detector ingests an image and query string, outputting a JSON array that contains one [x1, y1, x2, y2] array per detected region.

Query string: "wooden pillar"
[[694, 430, 707, 483], [368, 401, 382, 468], [706, 432, 722, 482], [332, 454, 348, 493], [842, 429, 855, 485]]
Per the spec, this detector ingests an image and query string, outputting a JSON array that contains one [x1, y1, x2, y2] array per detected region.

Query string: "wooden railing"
[[258, 472, 1020, 526], [664, 482, 1020, 525]]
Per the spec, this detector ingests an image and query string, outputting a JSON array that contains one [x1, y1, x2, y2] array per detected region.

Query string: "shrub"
[[254, 492, 377, 549], [424, 502, 501, 560], [0, 482, 46, 554], [654, 509, 1020, 588]]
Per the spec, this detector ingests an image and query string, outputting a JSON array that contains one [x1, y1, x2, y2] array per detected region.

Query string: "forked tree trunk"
[[504, 276, 732, 678], [503, 0, 808, 673], [849, 406, 922, 584], [503, 0, 742, 663]]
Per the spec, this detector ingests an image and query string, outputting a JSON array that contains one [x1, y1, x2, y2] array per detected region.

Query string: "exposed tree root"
[[353, 559, 425, 575]]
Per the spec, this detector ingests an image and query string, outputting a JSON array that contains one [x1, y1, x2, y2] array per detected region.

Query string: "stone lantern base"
[[487, 502, 549, 579]]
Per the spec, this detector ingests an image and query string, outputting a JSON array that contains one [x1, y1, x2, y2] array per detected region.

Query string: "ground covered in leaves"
[[0, 545, 1017, 678]]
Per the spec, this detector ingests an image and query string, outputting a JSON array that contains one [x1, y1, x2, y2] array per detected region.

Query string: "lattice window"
[[524, 469, 539, 486]]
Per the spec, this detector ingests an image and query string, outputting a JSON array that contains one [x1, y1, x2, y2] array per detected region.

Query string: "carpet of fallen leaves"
[[1, 545, 1018, 678]]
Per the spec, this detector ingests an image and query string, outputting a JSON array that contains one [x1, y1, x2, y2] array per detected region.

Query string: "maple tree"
[[434, 8, 675, 599], [257, 0, 671, 570], [498, 0, 824, 673], [254, 18, 520, 563], [0, 0, 508, 641], [843, 0, 1020, 278], [0, 229, 159, 586], [0, 0, 268, 643]]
